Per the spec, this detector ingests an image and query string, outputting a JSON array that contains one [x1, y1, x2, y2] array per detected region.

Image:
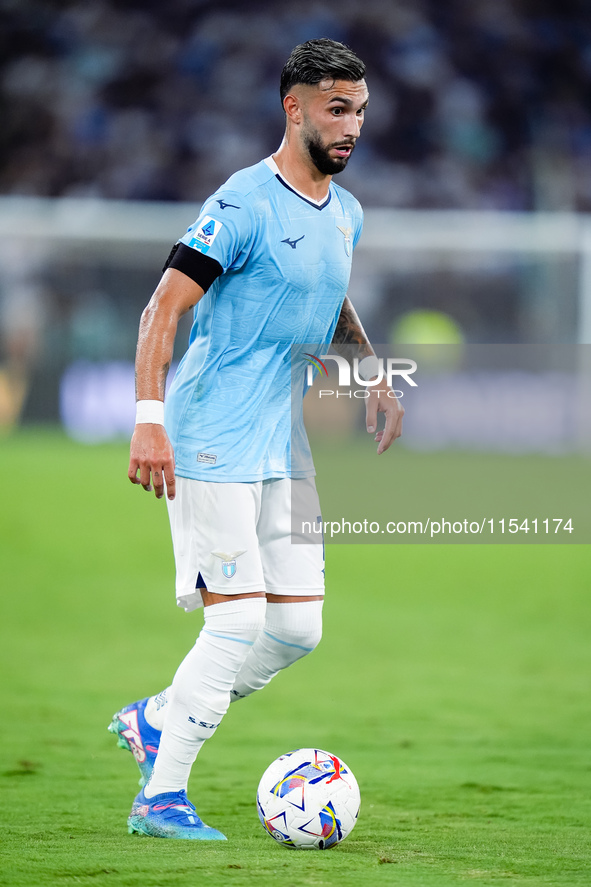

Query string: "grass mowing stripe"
[[1, 429, 589, 886]]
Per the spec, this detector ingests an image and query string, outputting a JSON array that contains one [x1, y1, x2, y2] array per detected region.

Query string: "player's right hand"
[[128, 424, 176, 500]]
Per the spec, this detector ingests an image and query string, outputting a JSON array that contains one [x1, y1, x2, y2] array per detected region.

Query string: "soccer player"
[[110, 38, 403, 840]]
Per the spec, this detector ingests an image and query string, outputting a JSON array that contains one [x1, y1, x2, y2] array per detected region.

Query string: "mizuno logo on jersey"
[[216, 199, 241, 210], [281, 235, 305, 249]]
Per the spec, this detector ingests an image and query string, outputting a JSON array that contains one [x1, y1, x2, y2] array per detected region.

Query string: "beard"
[[303, 125, 355, 175]]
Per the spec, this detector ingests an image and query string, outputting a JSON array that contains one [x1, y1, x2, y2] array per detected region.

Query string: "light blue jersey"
[[164, 157, 363, 482]]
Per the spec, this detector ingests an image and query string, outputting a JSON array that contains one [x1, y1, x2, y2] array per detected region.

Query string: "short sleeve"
[[179, 190, 255, 273], [352, 205, 363, 249]]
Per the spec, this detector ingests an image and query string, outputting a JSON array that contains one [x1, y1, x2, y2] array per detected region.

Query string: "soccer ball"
[[256, 748, 360, 849]]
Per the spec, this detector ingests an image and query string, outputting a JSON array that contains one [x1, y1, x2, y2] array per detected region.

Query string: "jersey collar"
[[264, 156, 332, 210]]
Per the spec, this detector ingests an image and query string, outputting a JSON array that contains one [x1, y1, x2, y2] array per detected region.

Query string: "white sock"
[[144, 688, 170, 730], [142, 602, 323, 728], [230, 600, 323, 702], [144, 597, 266, 798]]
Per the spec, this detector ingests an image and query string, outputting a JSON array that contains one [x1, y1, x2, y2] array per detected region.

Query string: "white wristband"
[[358, 355, 381, 381], [135, 400, 164, 425]]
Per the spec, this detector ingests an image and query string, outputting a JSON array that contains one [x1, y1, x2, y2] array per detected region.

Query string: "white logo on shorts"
[[212, 550, 246, 579]]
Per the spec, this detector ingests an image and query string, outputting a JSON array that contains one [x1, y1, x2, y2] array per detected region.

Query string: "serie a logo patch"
[[188, 216, 223, 254]]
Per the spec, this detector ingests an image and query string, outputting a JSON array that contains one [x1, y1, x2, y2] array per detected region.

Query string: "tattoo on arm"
[[332, 297, 374, 358]]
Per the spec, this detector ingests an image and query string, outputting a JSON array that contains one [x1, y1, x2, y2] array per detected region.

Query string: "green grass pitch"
[[1, 429, 590, 887]]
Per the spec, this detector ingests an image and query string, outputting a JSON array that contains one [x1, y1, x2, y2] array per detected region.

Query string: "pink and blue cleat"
[[128, 788, 227, 840], [108, 697, 161, 787]]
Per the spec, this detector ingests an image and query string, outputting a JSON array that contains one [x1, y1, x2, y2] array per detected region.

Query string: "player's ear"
[[283, 93, 302, 124]]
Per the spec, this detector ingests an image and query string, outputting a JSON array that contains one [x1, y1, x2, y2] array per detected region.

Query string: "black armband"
[[163, 242, 223, 293]]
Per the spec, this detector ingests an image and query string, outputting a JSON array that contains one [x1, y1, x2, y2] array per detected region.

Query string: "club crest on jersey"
[[212, 549, 246, 579], [188, 216, 223, 254], [337, 225, 352, 257]]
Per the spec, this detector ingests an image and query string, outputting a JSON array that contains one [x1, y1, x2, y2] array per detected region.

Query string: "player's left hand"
[[365, 378, 404, 454]]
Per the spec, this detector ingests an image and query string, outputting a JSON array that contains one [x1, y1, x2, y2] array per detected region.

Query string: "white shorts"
[[166, 476, 325, 611]]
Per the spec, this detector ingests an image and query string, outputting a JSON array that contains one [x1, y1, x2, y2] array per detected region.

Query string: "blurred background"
[[1, 0, 591, 440]]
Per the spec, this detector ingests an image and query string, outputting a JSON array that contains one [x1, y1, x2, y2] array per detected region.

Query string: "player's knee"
[[203, 596, 267, 647], [264, 600, 323, 665], [268, 623, 322, 660], [276, 611, 323, 655]]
